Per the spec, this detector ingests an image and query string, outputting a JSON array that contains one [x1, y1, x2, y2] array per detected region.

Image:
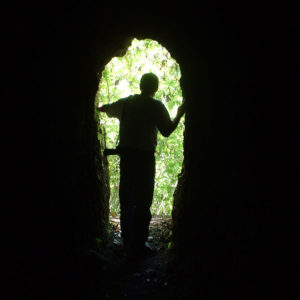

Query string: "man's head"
[[140, 73, 159, 96]]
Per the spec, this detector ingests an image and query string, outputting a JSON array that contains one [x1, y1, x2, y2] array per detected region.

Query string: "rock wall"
[[13, 2, 293, 298]]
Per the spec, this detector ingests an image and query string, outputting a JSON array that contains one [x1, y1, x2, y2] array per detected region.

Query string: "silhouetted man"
[[98, 73, 185, 255]]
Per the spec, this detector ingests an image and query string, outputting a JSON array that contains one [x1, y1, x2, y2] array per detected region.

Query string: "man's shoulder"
[[118, 96, 131, 102], [119, 94, 136, 103], [112, 95, 132, 106], [152, 98, 166, 110]]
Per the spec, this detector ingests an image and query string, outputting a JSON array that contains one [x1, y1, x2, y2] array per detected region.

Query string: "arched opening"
[[95, 38, 184, 220]]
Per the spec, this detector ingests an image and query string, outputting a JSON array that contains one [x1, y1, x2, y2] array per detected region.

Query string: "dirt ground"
[[85, 216, 195, 300]]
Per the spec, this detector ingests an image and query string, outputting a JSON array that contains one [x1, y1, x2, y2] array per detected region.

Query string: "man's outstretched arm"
[[97, 100, 124, 119], [97, 104, 110, 112], [157, 101, 186, 137]]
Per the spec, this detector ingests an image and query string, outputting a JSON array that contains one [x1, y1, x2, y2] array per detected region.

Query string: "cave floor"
[[89, 216, 194, 299]]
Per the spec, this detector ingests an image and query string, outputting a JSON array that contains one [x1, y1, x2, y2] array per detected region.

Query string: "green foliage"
[[95, 38, 184, 216]]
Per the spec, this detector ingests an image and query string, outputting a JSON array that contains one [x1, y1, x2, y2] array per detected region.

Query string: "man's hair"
[[140, 73, 159, 94]]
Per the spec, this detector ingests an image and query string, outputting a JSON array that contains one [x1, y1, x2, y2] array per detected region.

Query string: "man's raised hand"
[[177, 100, 186, 118]]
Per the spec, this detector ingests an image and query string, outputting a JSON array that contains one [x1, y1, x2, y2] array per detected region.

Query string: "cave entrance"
[[95, 38, 184, 218]]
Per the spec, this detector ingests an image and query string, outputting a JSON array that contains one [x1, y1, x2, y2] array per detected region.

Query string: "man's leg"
[[132, 153, 155, 249]]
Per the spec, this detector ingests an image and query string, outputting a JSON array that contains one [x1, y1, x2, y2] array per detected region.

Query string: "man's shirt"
[[105, 94, 174, 151]]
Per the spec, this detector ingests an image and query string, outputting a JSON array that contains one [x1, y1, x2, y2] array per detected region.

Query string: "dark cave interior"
[[9, 2, 296, 299]]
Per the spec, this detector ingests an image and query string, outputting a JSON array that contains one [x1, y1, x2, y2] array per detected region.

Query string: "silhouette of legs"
[[119, 149, 155, 250]]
